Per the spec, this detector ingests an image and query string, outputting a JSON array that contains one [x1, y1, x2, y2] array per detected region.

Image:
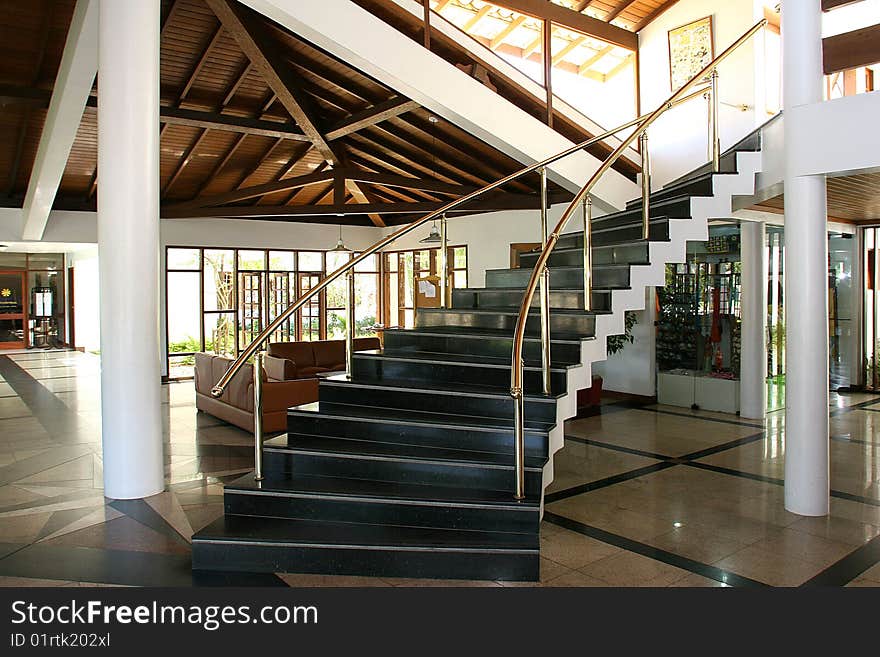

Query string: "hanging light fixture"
[[420, 217, 443, 243], [330, 223, 352, 252], [420, 115, 444, 244]]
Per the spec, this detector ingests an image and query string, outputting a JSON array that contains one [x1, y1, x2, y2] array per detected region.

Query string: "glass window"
[[355, 273, 379, 337], [269, 250, 295, 271], [168, 354, 195, 380], [238, 271, 265, 351], [204, 312, 236, 356], [298, 273, 321, 341], [355, 253, 378, 272], [26, 253, 64, 270], [238, 249, 266, 271], [298, 251, 322, 271], [167, 248, 200, 270], [167, 271, 201, 354], [204, 250, 235, 311], [0, 253, 27, 269]]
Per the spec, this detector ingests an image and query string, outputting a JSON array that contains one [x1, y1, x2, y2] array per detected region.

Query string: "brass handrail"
[[508, 19, 767, 500], [209, 92, 705, 397]]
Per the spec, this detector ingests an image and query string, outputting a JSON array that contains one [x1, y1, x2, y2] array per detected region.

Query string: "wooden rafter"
[[604, 0, 637, 24], [206, 0, 336, 163], [578, 45, 613, 76], [282, 159, 328, 206], [489, 0, 637, 50], [523, 34, 543, 57], [162, 196, 543, 220], [604, 53, 634, 81], [823, 24, 880, 75], [552, 35, 586, 65], [325, 96, 420, 140], [490, 15, 527, 50], [462, 4, 493, 31], [159, 106, 309, 139]]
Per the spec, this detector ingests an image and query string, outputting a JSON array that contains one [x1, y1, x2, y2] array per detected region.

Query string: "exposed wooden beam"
[[574, 1, 594, 11], [234, 137, 284, 189], [463, 4, 493, 31], [523, 34, 543, 58], [165, 169, 337, 212], [346, 171, 478, 196], [325, 96, 420, 140], [604, 0, 637, 24], [489, 0, 637, 50], [578, 45, 614, 75], [281, 159, 327, 206], [422, 0, 431, 48], [163, 129, 213, 197], [206, 0, 338, 163], [159, 106, 310, 139], [178, 24, 224, 103], [633, 0, 680, 32], [604, 53, 634, 81], [162, 197, 543, 219], [435, 0, 454, 11], [335, 148, 385, 226], [823, 23, 880, 74], [552, 35, 586, 65], [491, 15, 527, 50]]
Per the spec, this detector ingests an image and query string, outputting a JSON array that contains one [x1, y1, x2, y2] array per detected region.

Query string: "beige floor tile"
[[787, 515, 880, 545], [543, 570, 608, 587], [749, 528, 856, 568], [649, 525, 751, 564], [579, 551, 691, 587], [714, 545, 824, 586], [859, 562, 880, 582], [539, 526, 621, 569], [845, 578, 880, 587]]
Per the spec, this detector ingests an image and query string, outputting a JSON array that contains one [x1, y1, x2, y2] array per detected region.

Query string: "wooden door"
[[0, 271, 27, 349]]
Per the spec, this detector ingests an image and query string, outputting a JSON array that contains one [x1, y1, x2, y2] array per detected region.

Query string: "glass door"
[[0, 271, 26, 349]]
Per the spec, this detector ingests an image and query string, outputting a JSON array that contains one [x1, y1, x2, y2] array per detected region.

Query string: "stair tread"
[[486, 263, 629, 274], [264, 434, 546, 470], [194, 515, 540, 551], [320, 373, 560, 402], [382, 326, 586, 344], [419, 306, 611, 317], [355, 348, 573, 371], [288, 401, 554, 433]]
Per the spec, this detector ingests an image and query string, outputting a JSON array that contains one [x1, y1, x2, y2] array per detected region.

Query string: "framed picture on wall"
[[668, 15, 715, 92]]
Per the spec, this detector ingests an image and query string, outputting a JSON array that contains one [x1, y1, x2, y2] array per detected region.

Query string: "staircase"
[[191, 137, 764, 582]]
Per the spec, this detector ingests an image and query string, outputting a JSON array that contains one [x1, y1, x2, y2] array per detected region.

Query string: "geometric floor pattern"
[[1, 349, 879, 587]]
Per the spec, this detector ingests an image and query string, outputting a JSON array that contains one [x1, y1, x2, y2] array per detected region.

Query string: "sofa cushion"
[[313, 340, 346, 368], [298, 366, 331, 378], [268, 341, 316, 368]]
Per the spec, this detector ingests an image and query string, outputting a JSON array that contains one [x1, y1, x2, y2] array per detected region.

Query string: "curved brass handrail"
[[508, 19, 767, 499], [208, 97, 706, 397]]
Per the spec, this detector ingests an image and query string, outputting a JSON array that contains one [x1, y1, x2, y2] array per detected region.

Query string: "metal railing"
[[210, 20, 764, 484], [508, 19, 767, 499]]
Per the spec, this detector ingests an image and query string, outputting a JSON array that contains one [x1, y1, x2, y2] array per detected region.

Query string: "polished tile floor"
[[1, 349, 879, 587]]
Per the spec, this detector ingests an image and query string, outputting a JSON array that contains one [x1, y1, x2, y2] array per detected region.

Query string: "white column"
[[97, 0, 164, 499], [782, 0, 829, 516], [739, 221, 767, 420]]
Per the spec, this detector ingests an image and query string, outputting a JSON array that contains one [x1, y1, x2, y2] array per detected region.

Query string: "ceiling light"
[[420, 221, 443, 243], [330, 224, 352, 253]]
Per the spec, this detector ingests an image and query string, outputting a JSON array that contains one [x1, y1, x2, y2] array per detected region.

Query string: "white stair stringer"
[[539, 150, 764, 495]]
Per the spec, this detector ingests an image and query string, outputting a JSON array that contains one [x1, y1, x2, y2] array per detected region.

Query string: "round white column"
[[782, 0, 829, 516], [97, 0, 164, 499], [739, 221, 767, 420]]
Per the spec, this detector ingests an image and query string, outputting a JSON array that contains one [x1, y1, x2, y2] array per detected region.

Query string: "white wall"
[[638, 0, 766, 187]]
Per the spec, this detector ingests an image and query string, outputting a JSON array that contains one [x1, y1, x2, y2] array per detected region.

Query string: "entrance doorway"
[[0, 271, 27, 349]]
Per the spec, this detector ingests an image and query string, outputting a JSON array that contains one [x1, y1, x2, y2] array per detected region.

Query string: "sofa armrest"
[[262, 379, 320, 412], [264, 354, 297, 381]]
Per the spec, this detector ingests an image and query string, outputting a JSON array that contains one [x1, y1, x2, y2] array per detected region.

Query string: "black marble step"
[[625, 172, 718, 211], [222, 473, 541, 533], [452, 286, 612, 311], [591, 196, 692, 230], [352, 348, 569, 394], [415, 305, 600, 336], [664, 130, 761, 188], [519, 241, 650, 269], [192, 515, 539, 581], [382, 326, 584, 364], [317, 374, 559, 423], [262, 435, 545, 495], [485, 262, 629, 290], [287, 402, 550, 457]]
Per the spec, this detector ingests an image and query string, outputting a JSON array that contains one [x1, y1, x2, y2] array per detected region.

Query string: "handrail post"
[[512, 386, 525, 500], [710, 68, 720, 172], [639, 131, 650, 240], [583, 196, 592, 312], [345, 270, 355, 376], [439, 213, 448, 308], [539, 167, 552, 396], [253, 351, 265, 482]]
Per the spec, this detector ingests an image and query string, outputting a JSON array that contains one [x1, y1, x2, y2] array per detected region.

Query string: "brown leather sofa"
[[194, 353, 318, 434], [194, 337, 380, 433], [264, 337, 380, 381]]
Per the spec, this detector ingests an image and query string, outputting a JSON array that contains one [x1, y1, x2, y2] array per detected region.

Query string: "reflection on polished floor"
[[0, 350, 879, 587]]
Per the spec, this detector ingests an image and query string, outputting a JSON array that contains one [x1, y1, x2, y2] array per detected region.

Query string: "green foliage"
[[606, 311, 638, 356]]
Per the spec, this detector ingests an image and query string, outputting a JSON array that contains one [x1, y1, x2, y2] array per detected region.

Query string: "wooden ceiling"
[[1, 0, 623, 227], [752, 172, 880, 224]]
